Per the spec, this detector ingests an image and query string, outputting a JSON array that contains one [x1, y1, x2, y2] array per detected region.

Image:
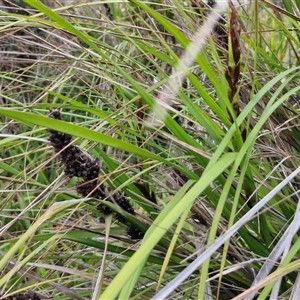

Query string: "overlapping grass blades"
[[0, 0, 299, 299]]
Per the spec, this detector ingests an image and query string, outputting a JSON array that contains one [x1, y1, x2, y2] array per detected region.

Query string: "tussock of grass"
[[0, 0, 300, 299]]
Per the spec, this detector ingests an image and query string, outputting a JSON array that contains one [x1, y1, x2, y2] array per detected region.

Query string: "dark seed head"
[[48, 109, 61, 120], [127, 226, 144, 240]]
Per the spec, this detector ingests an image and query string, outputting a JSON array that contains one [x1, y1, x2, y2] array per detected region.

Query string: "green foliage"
[[0, 0, 300, 299]]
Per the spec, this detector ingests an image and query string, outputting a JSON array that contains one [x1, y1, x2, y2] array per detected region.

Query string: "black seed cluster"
[[113, 193, 135, 215], [0, 291, 41, 300], [48, 109, 144, 240], [127, 226, 145, 240]]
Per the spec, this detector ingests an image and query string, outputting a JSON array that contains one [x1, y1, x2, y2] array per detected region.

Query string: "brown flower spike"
[[225, 8, 241, 123]]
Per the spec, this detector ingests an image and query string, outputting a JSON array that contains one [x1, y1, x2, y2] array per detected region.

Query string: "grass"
[[0, 0, 300, 299]]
